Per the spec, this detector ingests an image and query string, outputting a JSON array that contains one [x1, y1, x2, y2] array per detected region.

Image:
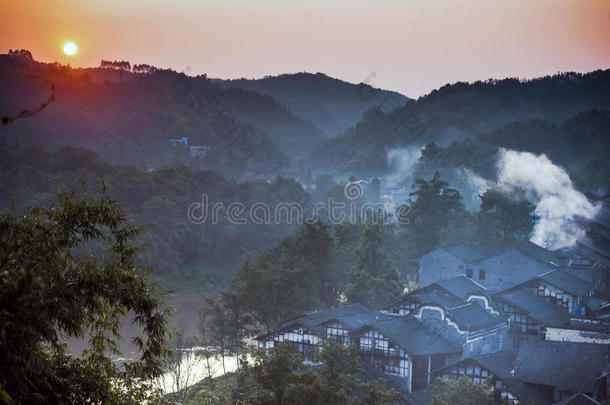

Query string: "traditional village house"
[[417, 241, 563, 292]]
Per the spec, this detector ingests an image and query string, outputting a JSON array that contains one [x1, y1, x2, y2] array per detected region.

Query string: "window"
[[466, 268, 473, 278], [501, 302, 538, 334], [479, 269, 486, 280], [440, 360, 492, 385]]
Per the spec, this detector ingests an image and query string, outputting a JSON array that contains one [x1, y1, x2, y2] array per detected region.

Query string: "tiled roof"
[[538, 268, 593, 297], [553, 393, 602, 405], [326, 310, 393, 331], [513, 340, 609, 393], [514, 240, 563, 266], [433, 349, 517, 381], [495, 289, 571, 327], [382, 287, 465, 311], [502, 378, 555, 405], [435, 275, 489, 301], [301, 303, 370, 322], [469, 349, 516, 380], [358, 316, 461, 356], [431, 349, 555, 405], [382, 275, 490, 312], [448, 302, 504, 330], [443, 243, 486, 263], [257, 303, 371, 339]]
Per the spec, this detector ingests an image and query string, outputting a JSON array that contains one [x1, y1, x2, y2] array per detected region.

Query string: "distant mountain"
[[312, 70, 610, 177], [214, 72, 408, 137], [0, 52, 327, 178]]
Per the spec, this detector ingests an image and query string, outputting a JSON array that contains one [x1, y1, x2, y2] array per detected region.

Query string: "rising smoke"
[[385, 147, 422, 187], [496, 148, 600, 250]]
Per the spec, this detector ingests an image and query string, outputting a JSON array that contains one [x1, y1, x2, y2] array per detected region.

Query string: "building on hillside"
[[350, 316, 462, 392], [493, 288, 571, 346], [417, 302, 508, 356], [512, 340, 609, 403], [382, 275, 493, 316], [432, 349, 552, 405], [256, 270, 609, 404], [552, 393, 603, 405], [168, 136, 188, 147], [255, 303, 372, 363], [189, 145, 211, 158], [504, 268, 594, 316], [430, 339, 610, 404], [416, 241, 563, 292], [416, 243, 486, 287]]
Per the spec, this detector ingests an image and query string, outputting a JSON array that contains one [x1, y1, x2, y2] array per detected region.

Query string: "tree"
[[357, 378, 403, 405], [315, 339, 362, 404], [345, 223, 402, 307], [205, 298, 231, 377], [248, 342, 306, 405], [474, 187, 533, 246], [0, 194, 169, 404], [236, 221, 336, 333], [132, 63, 158, 74], [157, 334, 199, 402], [428, 376, 494, 405], [217, 291, 252, 372], [399, 171, 466, 254], [196, 311, 216, 382]]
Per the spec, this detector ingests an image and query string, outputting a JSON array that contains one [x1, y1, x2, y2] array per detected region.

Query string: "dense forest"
[[215, 72, 408, 137], [312, 71, 610, 180]]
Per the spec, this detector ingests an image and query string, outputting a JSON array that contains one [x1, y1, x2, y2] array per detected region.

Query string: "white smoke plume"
[[496, 148, 600, 250], [385, 147, 422, 187], [458, 168, 493, 208]]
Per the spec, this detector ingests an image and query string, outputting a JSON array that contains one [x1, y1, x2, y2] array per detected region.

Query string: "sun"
[[63, 42, 78, 56]]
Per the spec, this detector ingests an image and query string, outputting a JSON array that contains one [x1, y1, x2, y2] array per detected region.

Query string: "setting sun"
[[63, 41, 77, 56]]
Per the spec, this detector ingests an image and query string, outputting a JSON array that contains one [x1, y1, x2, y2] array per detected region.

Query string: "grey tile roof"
[[553, 393, 603, 405], [301, 303, 371, 322], [432, 349, 517, 381], [432, 349, 555, 404], [502, 378, 555, 405], [325, 310, 394, 331], [556, 266, 593, 283], [382, 275, 489, 312], [495, 289, 571, 327], [382, 286, 465, 311], [513, 340, 609, 393], [448, 302, 504, 330], [469, 349, 517, 380], [538, 268, 593, 297], [357, 316, 462, 356], [435, 275, 489, 301], [257, 303, 371, 340], [514, 240, 563, 266], [444, 243, 486, 263]]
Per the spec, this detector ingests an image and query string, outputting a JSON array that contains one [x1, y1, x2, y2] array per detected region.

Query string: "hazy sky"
[[2, 0, 610, 97]]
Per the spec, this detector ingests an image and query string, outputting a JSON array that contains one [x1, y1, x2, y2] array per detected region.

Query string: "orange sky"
[[2, 0, 610, 97]]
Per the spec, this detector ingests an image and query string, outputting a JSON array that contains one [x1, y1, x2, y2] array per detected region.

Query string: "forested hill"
[[0, 52, 326, 177], [214, 72, 408, 137], [312, 69, 610, 177], [0, 144, 307, 288]]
